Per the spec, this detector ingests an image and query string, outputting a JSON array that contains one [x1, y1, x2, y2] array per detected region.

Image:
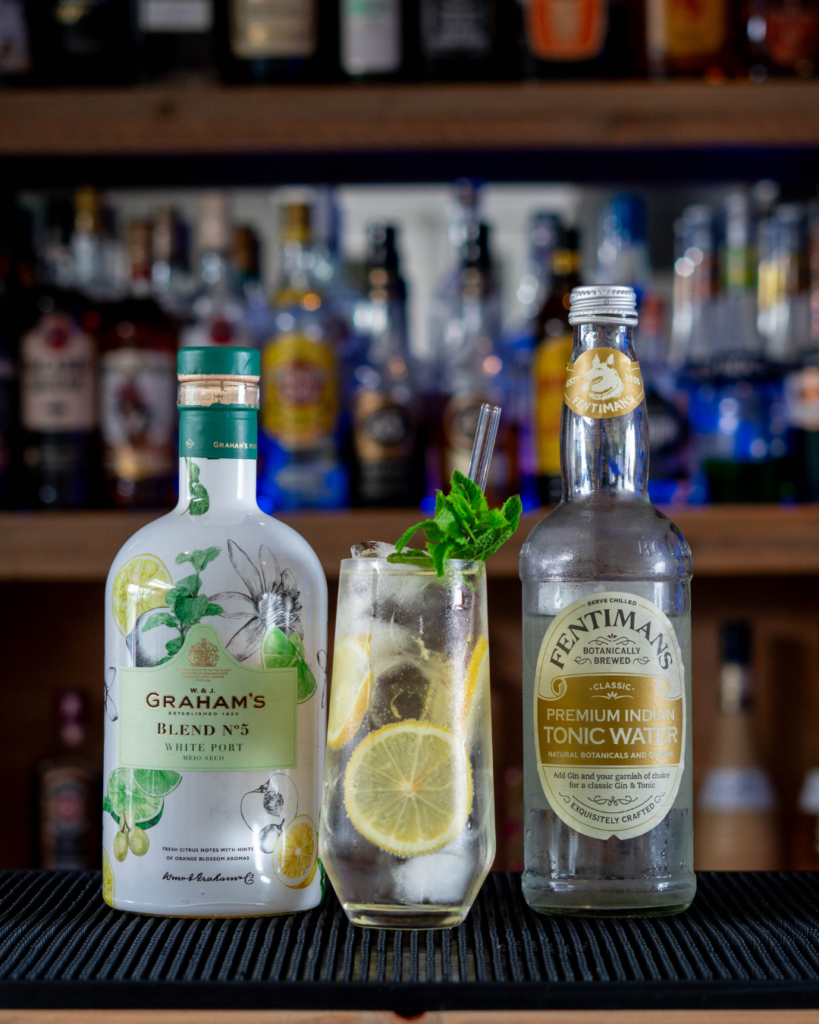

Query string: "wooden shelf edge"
[[1, 80, 819, 157], [2, 505, 819, 581]]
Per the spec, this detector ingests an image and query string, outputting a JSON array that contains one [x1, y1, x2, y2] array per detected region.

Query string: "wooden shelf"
[[3, 504, 819, 581], [1, 80, 819, 158]]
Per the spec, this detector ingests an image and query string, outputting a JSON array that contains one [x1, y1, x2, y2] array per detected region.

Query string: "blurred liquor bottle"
[[180, 193, 253, 349], [340, 0, 403, 78], [138, 0, 215, 82], [532, 225, 581, 507], [19, 288, 102, 509], [233, 225, 270, 344], [746, 0, 819, 78], [506, 211, 562, 511], [30, 0, 138, 85], [785, 201, 819, 499], [646, 0, 737, 77], [0, 0, 33, 84], [350, 222, 422, 507], [260, 202, 347, 510], [522, 0, 642, 77], [416, 0, 521, 79], [215, 0, 339, 82], [151, 207, 195, 318], [695, 622, 783, 871], [98, 220, 178, 509], [432, 220, 513, 504], [34, 692, 100, 870]]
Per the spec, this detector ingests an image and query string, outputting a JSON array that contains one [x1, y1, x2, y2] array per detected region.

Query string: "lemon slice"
[[344, 721, 472, 857], [273, 814, 318, 889], [427, 636, 489, 735], [102, 847, 115, 908], [112, 554, 172, 636], [328, 634, 372, 749]]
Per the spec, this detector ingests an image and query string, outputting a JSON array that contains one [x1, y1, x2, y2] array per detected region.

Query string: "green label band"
[[179, 406, 258, 460]]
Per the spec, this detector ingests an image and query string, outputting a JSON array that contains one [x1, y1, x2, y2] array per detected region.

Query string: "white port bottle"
[[102, 346, 327, 916]]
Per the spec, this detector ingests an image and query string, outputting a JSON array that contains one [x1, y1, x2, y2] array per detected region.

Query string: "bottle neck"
[[176, 455, 258, 513], [176, 376, 260, 513], [561, 322, 649, 502]]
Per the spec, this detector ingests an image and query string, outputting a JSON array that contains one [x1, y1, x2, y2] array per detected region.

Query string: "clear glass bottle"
[[102, 346, 327, 916], [520, 285, 695, 917]]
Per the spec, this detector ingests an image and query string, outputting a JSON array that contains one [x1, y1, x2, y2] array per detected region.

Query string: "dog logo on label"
[[583, 353, 624, 401]]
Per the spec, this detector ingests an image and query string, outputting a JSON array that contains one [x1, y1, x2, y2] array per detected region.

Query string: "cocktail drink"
[[320, 555, 494, 929]]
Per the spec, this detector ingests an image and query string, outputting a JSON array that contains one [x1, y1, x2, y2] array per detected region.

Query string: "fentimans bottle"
[[103, 346, 327, 916], [520, 285, 695, 917]]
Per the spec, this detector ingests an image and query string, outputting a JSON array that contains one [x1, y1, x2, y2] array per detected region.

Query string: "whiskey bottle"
[[695, 622, 782, 870], [102, 346, 327, 915], [349, 222, 421, 506], [520, 285, 695, 917]]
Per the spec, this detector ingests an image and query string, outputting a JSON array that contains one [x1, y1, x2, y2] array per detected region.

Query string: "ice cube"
[[398, 851, 474, 906], [351, 541, 397, 559]]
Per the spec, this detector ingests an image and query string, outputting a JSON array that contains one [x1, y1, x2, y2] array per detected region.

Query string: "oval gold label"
[[533, 592, 685, 841], [563, 347, 644, 419]]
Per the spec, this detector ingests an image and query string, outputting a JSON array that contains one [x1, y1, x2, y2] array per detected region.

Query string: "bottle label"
[[342, 0, 401, 74], [532, 592, 685, 841], [664, 0, 726, 58], [354, 389, 413, 501], [421, 0, 492, 57], [230, 0, 316, 59], [563, 347, 644, 419], [39, 765, 94, 870], [699, 767, 776, 812], [21, 313, 96, 432], [179, 407, 258, 459], [766, 9, 819, 67], [101, 348, 176, 481], [262, 333, 337, 450], [534, 331, 573, 477], [119, 624, 297, 772], [526, 0, 607, 61]]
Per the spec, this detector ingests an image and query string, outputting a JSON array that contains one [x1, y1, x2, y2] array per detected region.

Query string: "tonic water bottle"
[[520, 285, 695, 917]]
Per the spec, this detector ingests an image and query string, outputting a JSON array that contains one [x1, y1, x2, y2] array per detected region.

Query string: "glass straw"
[[467, 404, 501, 491]]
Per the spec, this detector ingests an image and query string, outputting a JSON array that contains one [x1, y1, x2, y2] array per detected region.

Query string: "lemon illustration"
[[344, 721, 472, 857], [112, 554, 172, 637], [327, 634, 372, 749], [273, 814, 318, 889], [102, 847, 115, 908]]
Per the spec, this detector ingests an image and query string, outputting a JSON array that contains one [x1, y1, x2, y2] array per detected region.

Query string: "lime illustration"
[[108, 768, 163, 825], [134, 769, 182, 798]]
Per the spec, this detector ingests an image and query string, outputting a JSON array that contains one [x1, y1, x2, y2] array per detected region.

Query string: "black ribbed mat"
[[1, 871, 819, 1012]]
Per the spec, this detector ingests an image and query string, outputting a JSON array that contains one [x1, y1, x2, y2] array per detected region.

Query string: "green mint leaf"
[[452, 470, 488, 516], [387, 551, 435, 570], [199, 546, 222, 572], [174, 552, 191, 566], [174, 594, 209, 627], [174, 574, 201, 597], [395, 520, 432, 553], [501, 493, 523, 531], [204, 602, 223, 618], [187, 458, 200, 484], [165, 636, 184, 658], [190, 484, 209, 516], [143, 611, 179, 632]]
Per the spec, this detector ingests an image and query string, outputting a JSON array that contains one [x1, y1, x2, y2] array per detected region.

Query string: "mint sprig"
[[388, 470, 522, 577]]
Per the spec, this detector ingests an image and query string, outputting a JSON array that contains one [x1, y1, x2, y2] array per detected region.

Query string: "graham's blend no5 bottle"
[[520, 286, 695, 917], [102, 347, 327, 916]]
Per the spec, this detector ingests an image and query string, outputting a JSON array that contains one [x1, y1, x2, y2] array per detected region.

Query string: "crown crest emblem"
[[189, 637, 219, 667]]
